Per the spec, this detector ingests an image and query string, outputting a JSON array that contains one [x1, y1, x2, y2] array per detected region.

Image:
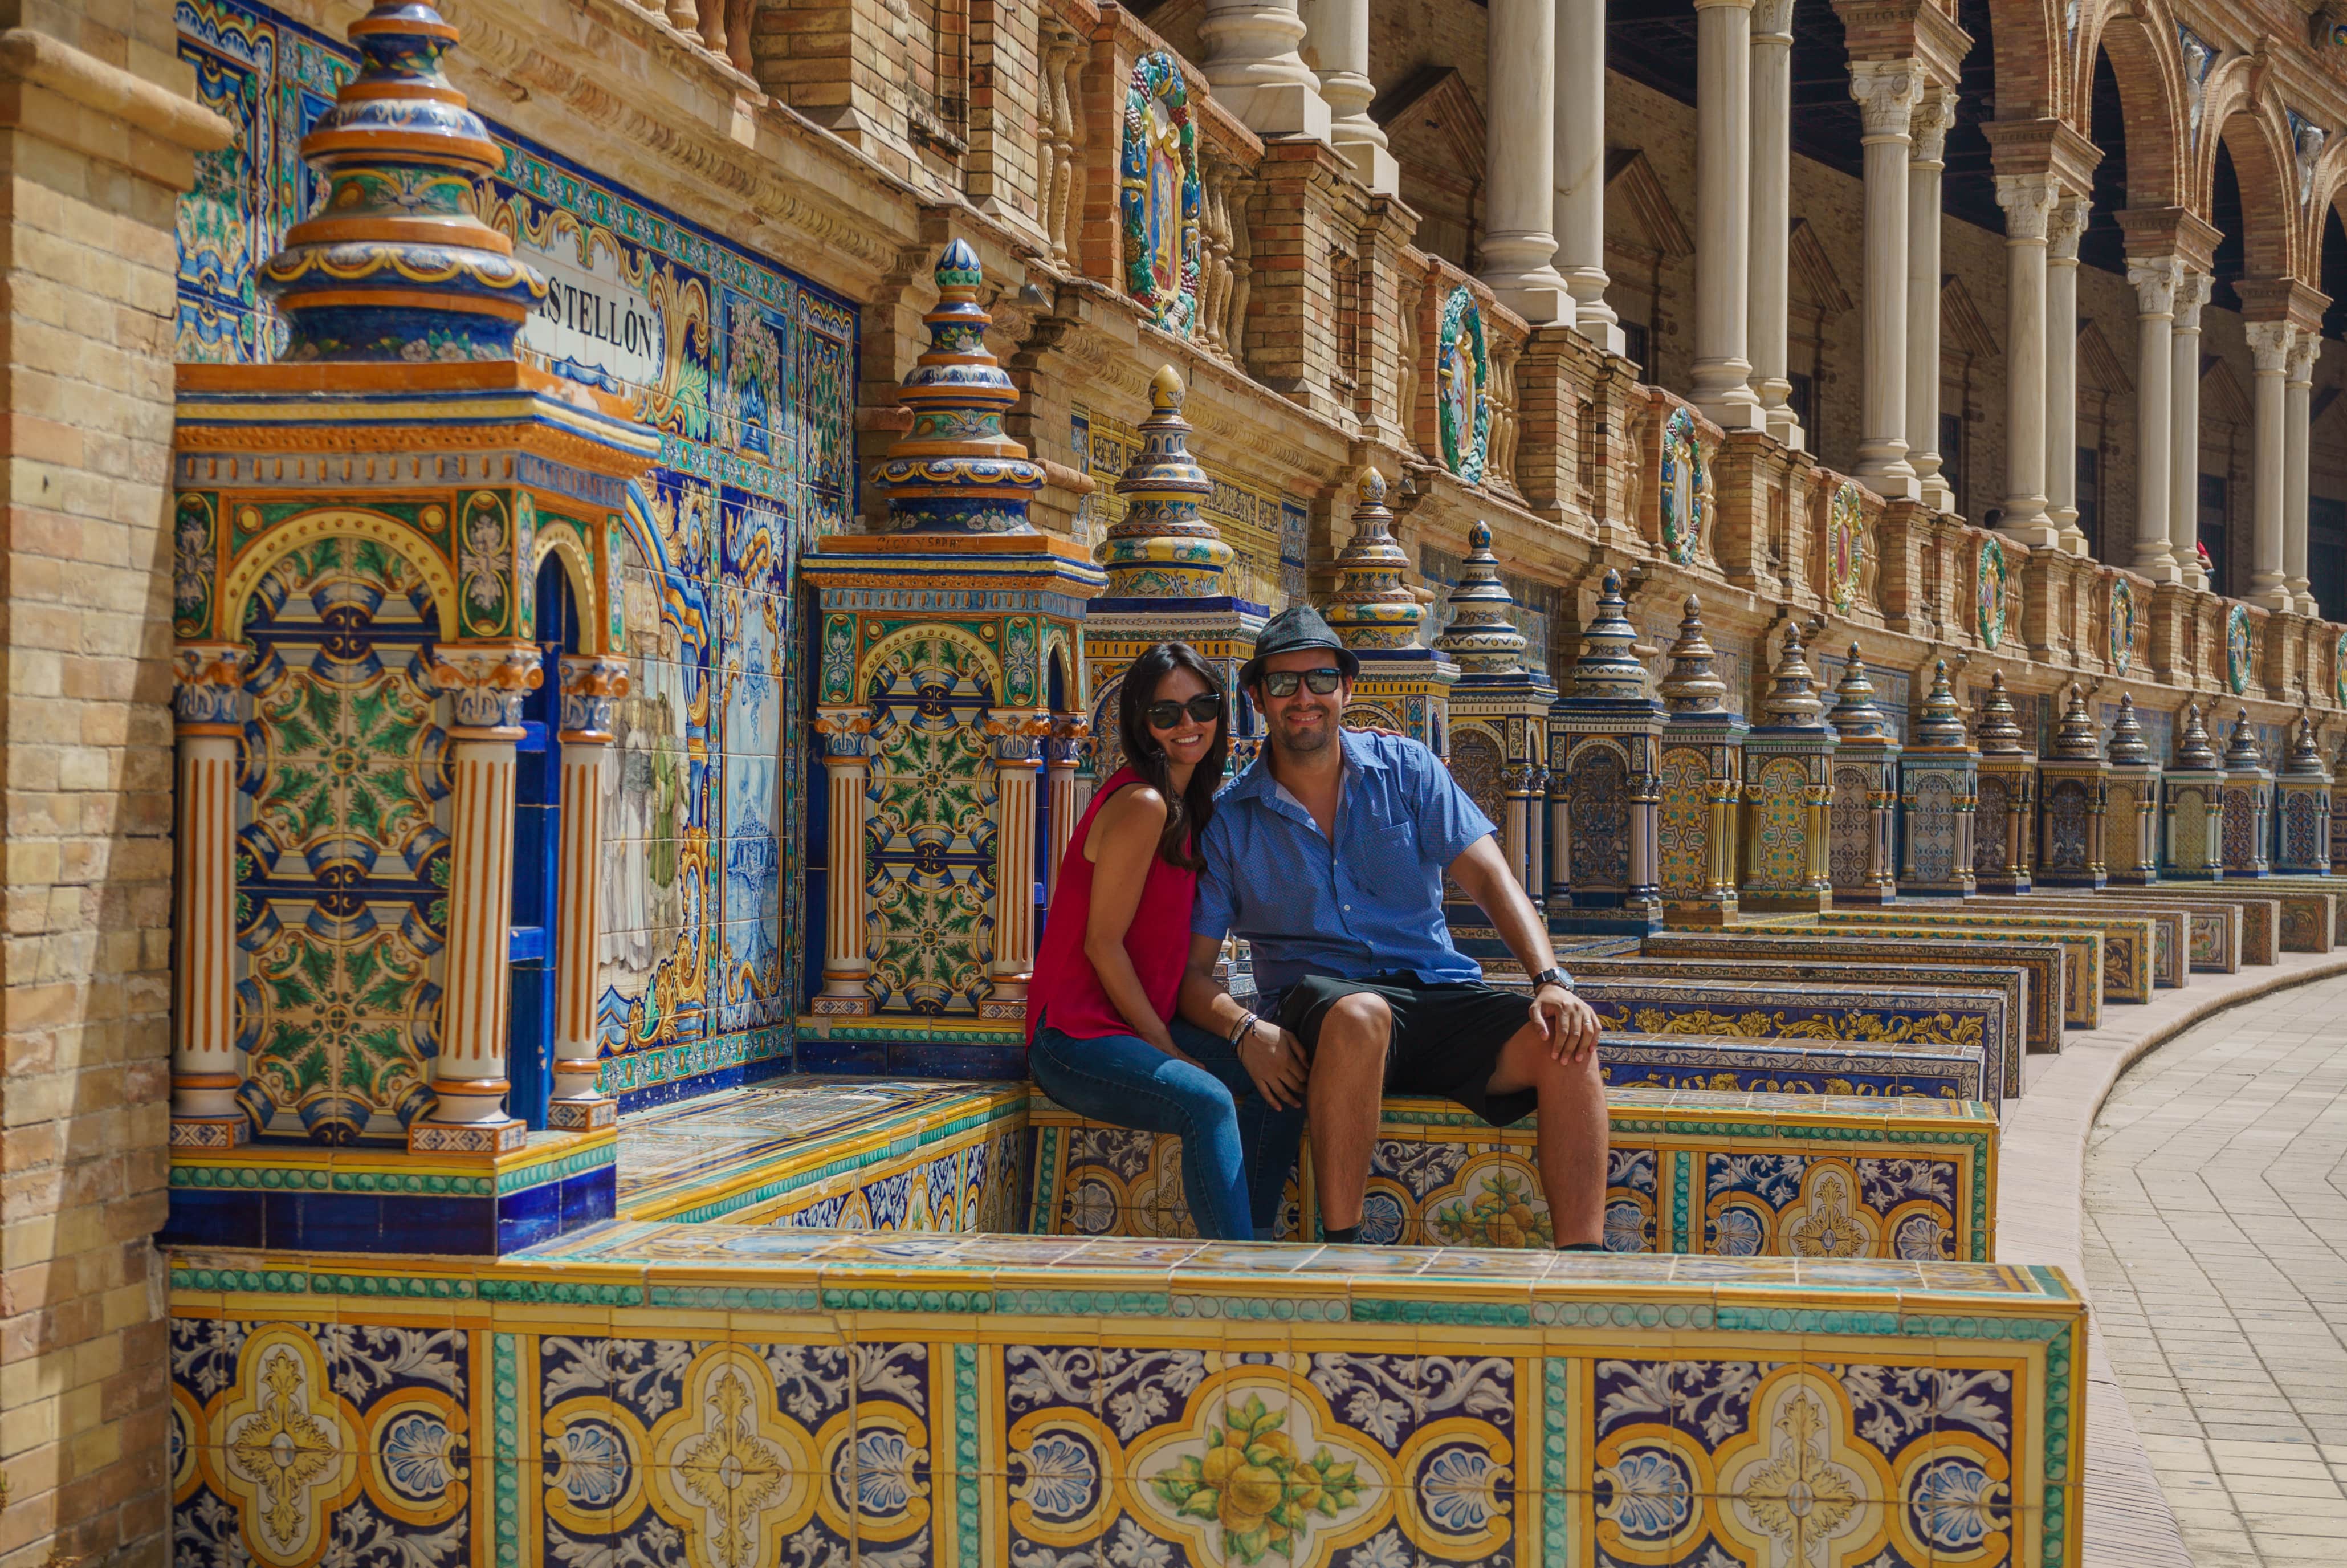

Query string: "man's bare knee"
[[1320, 991, 1391, 1046]]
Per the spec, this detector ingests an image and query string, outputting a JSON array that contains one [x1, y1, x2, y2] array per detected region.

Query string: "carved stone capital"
[[1909, 85, 1956, 162], [430, 640, 543, 734], [2126, 255, 2182, 316], [2173, 268, 2213, 331], [557, 654, 630, 742], [2244, 319, 2296, 374], [1847, 59, 1924, 139], [2047, 194, 2091, 261], [1992, 174, 2060, 241], [173, 641, 252, 727], [2286, 331, 2320, 383]]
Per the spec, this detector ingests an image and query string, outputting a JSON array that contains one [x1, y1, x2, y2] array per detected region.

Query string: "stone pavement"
[[2084, 971, 2347, 1567]]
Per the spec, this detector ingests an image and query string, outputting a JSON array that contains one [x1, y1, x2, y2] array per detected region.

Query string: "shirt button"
[[1344, 904, 1352, 912]]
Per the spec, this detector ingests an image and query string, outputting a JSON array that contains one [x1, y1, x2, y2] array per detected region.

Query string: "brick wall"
[[0, 5, 226, 1566]]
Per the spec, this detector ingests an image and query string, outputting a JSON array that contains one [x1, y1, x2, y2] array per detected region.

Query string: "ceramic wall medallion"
[[1824, 481, 1866, 613], [2227, 603, 2253, 694], [1119, 52, 1201, 335], [2108, 575, 2136, 673], [2337, 630, 2347, 706], [1660, 406, 1707, 565], [1975, 535, 2007, 649], [1436, 284, 1490, 483]]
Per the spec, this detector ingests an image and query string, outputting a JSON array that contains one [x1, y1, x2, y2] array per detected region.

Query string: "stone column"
[[1690, 0, 1766, 429], [2246, 320, 2294, 609], [1749, 0, 1799, 446], [2285, 331, 2318, 614], [813, 709, 874, 1011], [1200, 0, 1332, 140], [1554, 0, 1625, 352], [170, 643, 252, 1148], [2126, 255, 2181, 582], [1993, 174, 2061, 548], [1297, 0, 1396, 193], [548, 655, 627, 1131], [2046, 195, 2090, 553], [1044, 717, 1086, 901], [1849, 59, 1923, 496], [1479, 0, 1570, 322], [1906, 85, 1955, 511], [988, 714, 1049, 1004], [414, 640, 542, 1152], [2171, 269, 2211, 589]]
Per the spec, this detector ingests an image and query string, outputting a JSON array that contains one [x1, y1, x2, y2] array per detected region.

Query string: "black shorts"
[[1272, 972, 1540, 1128]]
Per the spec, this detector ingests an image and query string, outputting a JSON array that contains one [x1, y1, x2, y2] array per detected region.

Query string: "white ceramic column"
[[1749, 0, 1799, 446], [1907, 85, 1955, 512], [2126, 256, 2181, 582], [2171, 269, 2212, 589], [988, 714, 1048, 1004], [1554, 0, 1624, 352], [814, 708, 874, 1010], [2286, 331, 2318, 614], [1849, 59, 1922, 497], [1525, 761, 1549, 904], [170, 642, 252, 1147], [1044, 718, 1085, 901], [548, 654, 627, 1131], [1296, 0, 1396, 192], [1993, 174, 2060, 548], [1480, 0, 1570, 322], [1200, 0, 1331, 140], [414, 640, 541, 1152], [2046, 195, 2089, 553], [2246, 320, 2294, 609], [1690, 0, 1765, 429]]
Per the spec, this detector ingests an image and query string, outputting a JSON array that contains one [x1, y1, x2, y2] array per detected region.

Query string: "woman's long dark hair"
[[1117, 641, 1229, 872]]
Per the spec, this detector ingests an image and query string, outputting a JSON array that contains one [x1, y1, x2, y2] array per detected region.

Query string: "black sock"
[[1558, 1241, 1607, 1253], [1323, 1224, 1360, 1243]]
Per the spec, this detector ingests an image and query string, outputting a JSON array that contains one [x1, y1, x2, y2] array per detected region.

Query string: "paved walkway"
[[2083, 971, 2347, 1566]]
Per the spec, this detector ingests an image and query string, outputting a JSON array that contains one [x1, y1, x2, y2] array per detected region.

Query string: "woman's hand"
[[1143, 1027, 1208, 1073], [1236, 1019, 1308, 1110]]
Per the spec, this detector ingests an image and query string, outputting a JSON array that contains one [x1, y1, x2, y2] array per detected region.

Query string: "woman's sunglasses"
[[1145, 693, 1225, 728], [1260, 667, 1343, 698]]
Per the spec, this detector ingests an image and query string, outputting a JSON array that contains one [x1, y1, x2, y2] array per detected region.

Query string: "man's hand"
[[1237, 1019, 1309, 1110], [1531, 982, 1601, 1063]]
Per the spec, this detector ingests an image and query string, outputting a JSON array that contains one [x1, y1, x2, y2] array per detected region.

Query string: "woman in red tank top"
[[1028, 642, 1306, 1240]]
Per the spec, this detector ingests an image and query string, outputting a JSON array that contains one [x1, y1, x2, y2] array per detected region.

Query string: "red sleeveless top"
[[1028, 768, 1199, 1042]]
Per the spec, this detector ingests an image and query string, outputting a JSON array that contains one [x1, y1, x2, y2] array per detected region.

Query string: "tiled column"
[[2246, 320, 2294, 609], [814, 708, 874, 1012], [1479, 0, 1569, 322], [988, 714, 1050, 1006], [2046, 194, 2089, 553], [1849, 59, 1922, 496], [1524, 763, 1549, 905], [1200, 0, 1331, 140], [170, 642, 252, 1148], [2126, 255, 2181, 582], [1992, 174, 2060, 548], [1749, 0, 1799, 447], [1906, 85, 1955, 511], [414, 640, 541, 1152], [2171, 270, 2211, 589], [2285, 331, 2318, 614], [1044, 718, 1087, 901], [1691, 0, 1765, 430], [1297, 0, 1396, 192], [548, 654, 628, 1131], [1554, 0, 1624, 352]]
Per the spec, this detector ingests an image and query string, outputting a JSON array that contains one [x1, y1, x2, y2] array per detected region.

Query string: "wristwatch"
[[1530, 967, 1567, 992]]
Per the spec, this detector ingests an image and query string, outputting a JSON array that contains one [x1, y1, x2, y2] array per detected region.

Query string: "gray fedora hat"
[[1238, 605, 1360, 689]]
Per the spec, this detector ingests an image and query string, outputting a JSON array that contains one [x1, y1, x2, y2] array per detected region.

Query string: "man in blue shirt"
[[1177, 606, 1607, 1249]]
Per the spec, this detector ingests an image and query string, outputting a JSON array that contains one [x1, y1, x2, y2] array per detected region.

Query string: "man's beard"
[[1274, 712, 1335, 753]]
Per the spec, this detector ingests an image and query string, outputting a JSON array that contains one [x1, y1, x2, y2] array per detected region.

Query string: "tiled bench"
[[1032, 1084, 1998, 1260], [2261, 877, 2344, 946], [166, 1229, 2084, 1568], [1965, 895, 2192, 988], [2161, 880, 2335, 955], [2100, 886, 2275, 966], [1799, 909, 2144, 1005]]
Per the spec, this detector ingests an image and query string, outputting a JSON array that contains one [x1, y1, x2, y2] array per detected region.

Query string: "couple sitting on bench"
[[1027, 609, 1610, 1247]]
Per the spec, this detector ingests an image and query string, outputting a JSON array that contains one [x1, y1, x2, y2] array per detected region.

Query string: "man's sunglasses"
[[1261, 667, 1343, 698], [1145, 693, 1225, 728]]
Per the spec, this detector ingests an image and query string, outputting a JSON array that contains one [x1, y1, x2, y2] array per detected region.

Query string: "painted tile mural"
[[176, 0, 858, 1110]]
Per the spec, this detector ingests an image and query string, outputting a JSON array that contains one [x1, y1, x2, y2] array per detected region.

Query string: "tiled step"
[[1031, 1082, 1999, 1261]]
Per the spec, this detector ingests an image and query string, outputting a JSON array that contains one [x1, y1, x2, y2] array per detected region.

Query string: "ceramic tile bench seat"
[[2094, 885, 2283, 965], [1965, 895, 2194, 987], [2213, 877, 2340, 950], [167, 1229, 2084, 1568], [1788, 909, 2139, 1008], [1032, 1084, 1998, 1260]]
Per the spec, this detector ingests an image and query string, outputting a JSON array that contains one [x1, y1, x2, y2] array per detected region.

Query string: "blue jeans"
[[1030, 1017, 1306, 1241]]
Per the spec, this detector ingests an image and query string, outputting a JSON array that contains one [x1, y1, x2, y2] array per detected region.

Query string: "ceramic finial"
[[1432, 520, 1528, 675], [1104, 361, 1225, 596], [2222, 706, 2266, 769], [2108, 693, 2151, 766], [1912, 659, 1971, 749], [1826, 643, 1892, 742], [1971, 671, 2026, 755], [1563, 568, 1655, 706], [1659, 596, 1727, 714], [2173, 701, 2219, 769], [2284, 713, 2329, 777], [2048, 683, 2104, 761], [1758, 624, 1826, 728], [1323, 466, 1421, 650], [878, 235, 1042, 532]]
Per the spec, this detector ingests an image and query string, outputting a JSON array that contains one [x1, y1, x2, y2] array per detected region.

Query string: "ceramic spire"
[[877, 240, 1044, 533], [1910, 660, 1972, 750], [2172, 701, 2219, 769], [2221, 706, 2266, 769], [1825, 644, 1892, 742], [1103, 365, 1229, 596], [1432, 521, 1527, 674], [2108, 693, 2152, 765], [2284, 714, 2329, 777], [1657, 596, 1728, 713], [1971, 672, 2026, 755], [1322, 468, 1425, 650], [2047, 684, 2104, 761], [258, 0, 546, 363], [1563, 569, 1656, 706], [1757, 625, 1826, 728]]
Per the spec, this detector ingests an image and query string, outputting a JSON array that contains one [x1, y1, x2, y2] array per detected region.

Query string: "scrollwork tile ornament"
[[813, 710, 874, 761], [1825, 483, 1867, 614], [877, 239, 1045, 534], [556, 654, 630, 742], [1660, 409, 1708, 567], [2226, 603, 2252, 694], [431, 640, 543, 733], [173, 641, 254, 727], [1436, 286, 1491, 483], [1120, 52, 1202, 333]]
